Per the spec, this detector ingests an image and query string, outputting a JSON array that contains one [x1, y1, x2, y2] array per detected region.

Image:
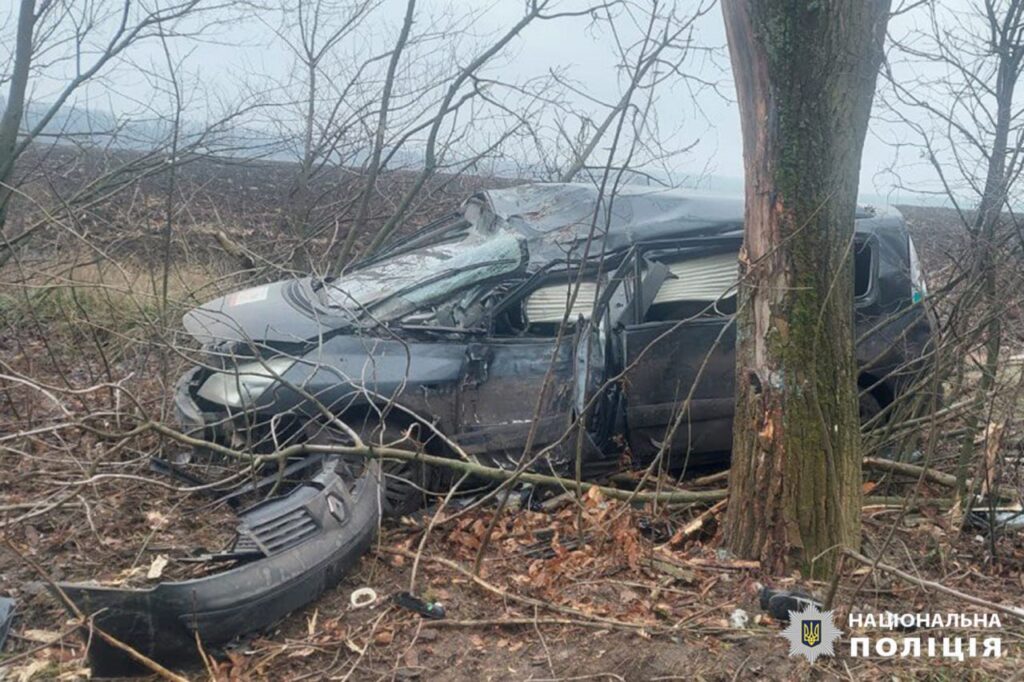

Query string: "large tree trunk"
[[721, 0, 891, 578]]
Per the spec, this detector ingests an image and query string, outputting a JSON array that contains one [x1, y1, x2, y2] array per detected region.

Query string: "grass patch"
[[0, 257, 236, 340]]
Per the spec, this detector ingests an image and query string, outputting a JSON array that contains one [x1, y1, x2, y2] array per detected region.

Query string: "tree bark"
[[0, 0, 36, 235], [721, 0, 891, 578]]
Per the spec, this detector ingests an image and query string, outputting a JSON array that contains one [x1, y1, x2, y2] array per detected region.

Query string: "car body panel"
[[177, 184, 934, 476]]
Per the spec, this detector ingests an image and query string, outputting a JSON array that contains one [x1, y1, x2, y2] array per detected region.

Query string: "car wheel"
[[859, 391, 883, 424], [380, 456, 436, 518], [305, 418, 437, 519]]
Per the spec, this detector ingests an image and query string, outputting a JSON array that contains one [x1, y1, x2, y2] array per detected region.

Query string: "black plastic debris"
[[967, 508, 1024, 533], [637, 516, 672, 543], [394, 591, 446, 620], [758, 586, 821, 622], [58, 459, 380, 677], [0, 596, 15, 650]]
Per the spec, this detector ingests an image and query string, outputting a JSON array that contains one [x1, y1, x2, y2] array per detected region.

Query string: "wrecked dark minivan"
[[62, 183, 935, 672]]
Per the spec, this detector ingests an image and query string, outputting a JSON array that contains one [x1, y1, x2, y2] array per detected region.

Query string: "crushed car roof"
[[470, 183, 900, 255]]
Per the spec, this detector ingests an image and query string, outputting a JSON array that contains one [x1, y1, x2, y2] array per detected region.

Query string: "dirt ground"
[[2, 444, 1023, 681], [2, 157, 1023, 679]]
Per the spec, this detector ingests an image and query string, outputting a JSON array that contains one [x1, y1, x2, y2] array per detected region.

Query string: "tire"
[[306, 417, 438, 519], [380, 456, 436, 518], [859, 391, 883, 424]]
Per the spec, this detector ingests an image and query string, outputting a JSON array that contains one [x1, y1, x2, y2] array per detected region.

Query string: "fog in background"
[[0, 0, 992, 207]]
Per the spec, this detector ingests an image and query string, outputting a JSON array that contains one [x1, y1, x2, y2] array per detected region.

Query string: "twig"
[[823, 553, 845, 611], [844, 549, 1024, 622], [379, 546, 661, 632], [0, 622, 81, 669], [136, 420, 728, 504], [427, 617, 632, 630], [669, 498, 727, 546]]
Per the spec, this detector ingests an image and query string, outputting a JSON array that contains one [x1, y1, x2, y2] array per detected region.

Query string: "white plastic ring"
[[350, 587, 378, 609]]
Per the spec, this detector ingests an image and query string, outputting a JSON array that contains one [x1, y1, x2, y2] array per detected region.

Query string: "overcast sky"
[[6, 0, 985, 205]]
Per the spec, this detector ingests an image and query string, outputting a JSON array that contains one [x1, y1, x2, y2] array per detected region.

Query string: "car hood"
[[184, 229, 523, 347], [182, 279, 339, 345]]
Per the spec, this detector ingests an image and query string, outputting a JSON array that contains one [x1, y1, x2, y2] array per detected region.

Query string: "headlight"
[[196, 357, 295, 407]]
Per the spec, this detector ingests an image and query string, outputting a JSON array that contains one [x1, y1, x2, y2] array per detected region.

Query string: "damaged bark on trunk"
[[721, 0, 891, 578]]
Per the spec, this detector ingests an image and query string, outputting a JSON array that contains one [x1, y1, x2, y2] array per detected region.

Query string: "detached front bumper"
[[58, 458, 381, 676]]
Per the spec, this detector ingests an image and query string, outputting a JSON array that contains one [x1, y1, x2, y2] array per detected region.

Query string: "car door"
[[618, 246, 740, 467], [453, 274, 602, 469]]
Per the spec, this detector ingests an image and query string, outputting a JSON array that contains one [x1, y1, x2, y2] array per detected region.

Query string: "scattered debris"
[[0, 596, 15, 649], [637, 516, 672, 542], [669, 499, 728, 546], [969, 508, 1024, 531], [393, 592, 446, 620], [728, 608, 750, 628], [146, 554, 169, 580], [56, 460, 381, 676], [350, 587, 378, 609], [758, 586, 821, 622]]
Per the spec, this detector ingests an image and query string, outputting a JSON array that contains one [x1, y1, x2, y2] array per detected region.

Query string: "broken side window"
[[491, 277, 599, 337], [642, 237, 875, 323], [645, 251, 739, 322]]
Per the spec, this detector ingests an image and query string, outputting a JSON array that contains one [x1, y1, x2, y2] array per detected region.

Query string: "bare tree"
[[881, 0, 1024, 505], [557, 0, 718, 183], [0, 0, 238, 248], [334, 0, 417, 268]]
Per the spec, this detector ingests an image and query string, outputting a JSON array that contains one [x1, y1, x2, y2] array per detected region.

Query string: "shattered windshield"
[[324, 230, 524, 320]]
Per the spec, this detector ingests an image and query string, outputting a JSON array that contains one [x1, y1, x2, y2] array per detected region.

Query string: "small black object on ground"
[[758, 586, 822, 622], [394, 591, 446, 620]]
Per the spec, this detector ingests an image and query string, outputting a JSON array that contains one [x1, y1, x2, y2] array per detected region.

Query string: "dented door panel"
[[454, 338, 577, 467], [621, 317, 736, 463]]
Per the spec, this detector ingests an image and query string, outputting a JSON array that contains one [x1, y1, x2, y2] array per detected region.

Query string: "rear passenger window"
[[645, 240, 873, 323], [645, 252, 739, 322]]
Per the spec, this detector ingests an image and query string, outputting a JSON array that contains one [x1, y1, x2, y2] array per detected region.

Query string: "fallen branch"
[[844, 549, 1024, 622], [429, 617, 628, 630], [669, 498, 728, 546], [862, 495, 956, 509], [137, 420, 728, 504], [688, 469, 731, 487], [113, 420, 1011, 511], [326, 447, 728, 504], [322, 443, 727, 503], [863, 457, 1017, 500], [201, 229, 255, 270], [0, 622, 82, 670]]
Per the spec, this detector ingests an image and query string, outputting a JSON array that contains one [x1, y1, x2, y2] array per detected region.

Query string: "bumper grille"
[[234, 506, 319, 556]]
